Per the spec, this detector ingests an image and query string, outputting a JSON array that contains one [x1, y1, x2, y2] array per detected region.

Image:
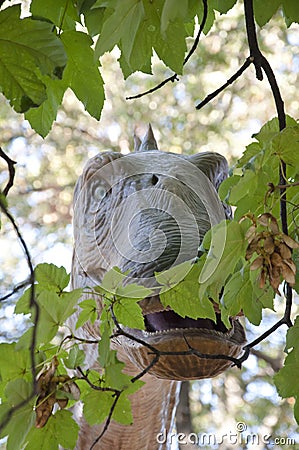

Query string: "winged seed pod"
[[35, 357, 80, 428], [245, 213, 298, 292]]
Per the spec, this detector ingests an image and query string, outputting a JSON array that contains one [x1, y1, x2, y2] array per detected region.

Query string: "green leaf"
[[35, 263, 70, 291], [253, 0, 281, 27], [113, 298, 145, 329], [293, 249, 299, 294], [221, 271, 245, 328], [63, 346, 85, 369], [98, 0, 189, 75], [98, 325, 112, 367], [84, 6, 106, 37], [274, 352, 299, 398], [274, 318, 299, 425], [83, 379, 142, 426], [0, 191, 8, 209], [95, 0, 144, 59], [105, 360, 129, 389], [199, 220, 248, 299], [271, 126, 299, 170], [159, 261, 216, 321], [4, 378, 32, 407], [112, 381, 143, 424], [210, 0, 238, 14], [25, 410, 79, 450], [98, 267, 127, 295], [112, 391, 133, 424], [161, 0, 188, 32], [218, 174, 240, 204], [30, 0, 79, 30], [274, 346, 299, 426], [76, 298, 98, 329], [38, 289, 81, 326], [15, 286, 36, 315], [285, 316, 299, 352], [60, 30, 105, 119], [253, 115, 297, 144], [155, 260, 194, 288], [36, 294, 60, 343], [77, 0, 98, 14], [83, 390, 116, 425], [116, 283, 152, 300], [1, 379, 41, 450], [25, 77, 66, 137], [0, 343, 32, 383], [0, 5, 66, 113], [31, 288, 81, 345], [283, 0, 299, 24], [0, 396, 35, 450], [154, 18, 187, 74], [60, 289, 83, 320]]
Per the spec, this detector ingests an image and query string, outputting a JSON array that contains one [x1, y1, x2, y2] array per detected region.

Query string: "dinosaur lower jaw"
[[117, 309, 246, 381]]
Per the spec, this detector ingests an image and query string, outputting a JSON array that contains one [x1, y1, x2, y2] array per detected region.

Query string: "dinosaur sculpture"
[[70, 125, 246, 449]]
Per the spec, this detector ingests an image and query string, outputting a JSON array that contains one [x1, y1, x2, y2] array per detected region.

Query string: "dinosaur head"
[[72, 125, 246, 381]]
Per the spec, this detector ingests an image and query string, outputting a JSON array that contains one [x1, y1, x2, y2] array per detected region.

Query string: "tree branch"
[[0, 147, 16, 196], [0, 278, 31, 302], [196, 57, 253, 110], [243, 0, 292, 327]]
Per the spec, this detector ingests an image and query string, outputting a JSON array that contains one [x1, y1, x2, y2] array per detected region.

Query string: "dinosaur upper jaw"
[[115, 297, 246, 381]]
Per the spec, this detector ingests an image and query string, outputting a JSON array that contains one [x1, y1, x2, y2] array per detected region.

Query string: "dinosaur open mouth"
[[117, 294, 246, 380], [144, 310, 229, 334]]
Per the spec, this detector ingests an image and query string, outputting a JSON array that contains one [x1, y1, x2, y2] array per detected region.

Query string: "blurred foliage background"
[[0, 2, 298, 448]]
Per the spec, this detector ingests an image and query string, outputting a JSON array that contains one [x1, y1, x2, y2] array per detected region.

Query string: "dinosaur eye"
[[94, 185, 107, 200], [151, 174, 159, 185]]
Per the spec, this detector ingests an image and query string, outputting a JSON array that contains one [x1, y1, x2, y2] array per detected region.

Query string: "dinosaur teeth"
[[140, 327, 233, 337]]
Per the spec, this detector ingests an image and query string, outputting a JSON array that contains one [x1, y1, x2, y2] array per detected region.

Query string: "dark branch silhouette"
[[0, 278, 30, 302], [243, 0, 292, 327], [196, 57, 253, 110], [0, 147, 16, 196]]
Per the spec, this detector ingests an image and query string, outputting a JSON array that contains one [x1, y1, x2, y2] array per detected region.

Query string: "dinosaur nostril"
[[151, 174, 159, 185]]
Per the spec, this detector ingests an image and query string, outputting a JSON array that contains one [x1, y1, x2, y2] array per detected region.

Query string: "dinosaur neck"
[[77, 357, 181, 450], [70, 268, 181, 449]]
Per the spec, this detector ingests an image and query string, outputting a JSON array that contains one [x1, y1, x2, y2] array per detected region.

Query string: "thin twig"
[[0, 278, 31, 302], [183, 0, 208, 66], [77, 367, 119, 393], [63, 334, 100, 345], [0, 203, 39, 433], [126, 0, 208, 100], [0, 147, 16, 196], [196, 57, 253, 110], [268, 181, 299, 191], [90, 391, 121, 450]]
